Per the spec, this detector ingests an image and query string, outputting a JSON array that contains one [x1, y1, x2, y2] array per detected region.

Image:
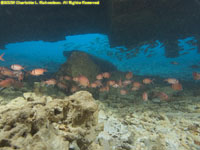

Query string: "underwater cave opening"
[[0, 33, 199, 80]]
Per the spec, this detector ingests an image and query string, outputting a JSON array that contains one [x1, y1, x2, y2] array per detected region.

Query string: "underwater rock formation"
[[0, 0, 200, 55], [0, 91, 102, 150], [57, 50, 117, 81], [108, 0, 200, 48]]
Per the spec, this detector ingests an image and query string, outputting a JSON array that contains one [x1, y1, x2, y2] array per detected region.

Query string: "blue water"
[[0, 33, 199, 80]]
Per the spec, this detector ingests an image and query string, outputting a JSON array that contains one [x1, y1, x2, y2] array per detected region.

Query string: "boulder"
[[0, 91, 102, 150], [57, 50, 117, 82]]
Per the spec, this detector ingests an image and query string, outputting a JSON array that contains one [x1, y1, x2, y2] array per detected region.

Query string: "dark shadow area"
[[0, 0, 200, 57]]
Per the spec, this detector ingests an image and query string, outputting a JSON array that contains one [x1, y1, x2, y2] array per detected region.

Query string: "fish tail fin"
[[0, 53, 5, 61]]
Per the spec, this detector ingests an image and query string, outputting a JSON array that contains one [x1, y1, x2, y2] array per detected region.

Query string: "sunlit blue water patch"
[[0, 34, 199, 80], [0, 40, 67, 72]]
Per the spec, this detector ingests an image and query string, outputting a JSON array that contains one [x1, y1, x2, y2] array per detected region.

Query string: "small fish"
[[78, 75, 89, 87], [64, 76, 71, 80], [57, 82, 67, 89], [11, 64, 24, 71], [180, 52, 189, 56], [0, 53, 5, 61], [133, 82, 142, 88], [90, 83, 98, 88], [123, 80, 132, 86], [102, 72, 110, 78], [164, 78, 179, 84], [131, 86, 139, 91], [94, 80, 102, 87], [43, 79, 57, 85], [73, 77, 79, 82], [96, 74, 103, 80], [70, 86, 78, 93], [170, 61, 179, 65], [99, 86, 109, 92], [120, 89, 127, 95], [190, 65, 200, 69], [156, 92, 169, 101], [142, 92, 148, 101], [125, 72, 133, 79], [0, 78, 14, 87], [193, 72, 200, 80], [112, 83, 120, 88], [171, 83, 183, 91], [107, 80, 116, 86], [0, 67, 15, 77], [30, 68, 47, 76], [143, 78, 153, 84]]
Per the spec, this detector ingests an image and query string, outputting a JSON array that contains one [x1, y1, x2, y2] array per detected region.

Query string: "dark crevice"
[[0, 139, 11, 147]]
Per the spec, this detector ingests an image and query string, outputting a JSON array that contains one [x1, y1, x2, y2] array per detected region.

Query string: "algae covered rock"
[[57, 50, 117, 81], [0, 91, 101, 150]]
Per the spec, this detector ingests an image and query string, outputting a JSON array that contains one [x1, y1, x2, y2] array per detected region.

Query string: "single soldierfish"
[[11, 64, 24, 71], [0, 78, 14, 87], [43, 79, 57, 85], [164, 78, 179, 84], [193, 72, 200, 80], [142, 92, 148, 101], [143, 78, 154, 84], [30, 68, 47, 76]]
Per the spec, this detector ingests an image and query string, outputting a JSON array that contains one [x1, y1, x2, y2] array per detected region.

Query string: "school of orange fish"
[[0, 52, 200, 102]]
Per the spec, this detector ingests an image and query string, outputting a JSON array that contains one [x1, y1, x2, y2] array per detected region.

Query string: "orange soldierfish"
[[164, 78, 179, 84], [102, 72, 111, 78], [43, 78, 57, 85], [0, 78, 14, 87], [96, 74, 103, 80], [171, 83, 183, 91], [120, 89, 127, 95], [143, 78, 154, 84], [30, 68, 47, 76], [125, 72, 133, 79], [0, 67, 15, 77], [142, 92, 148, 101], [11, 64, 24, 71], [78, 75, 90, 87], [193, 72, 200, 80], [157, 92, 169, 101], [57, 82, 67, 89], [133, 82, 142, 88]]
